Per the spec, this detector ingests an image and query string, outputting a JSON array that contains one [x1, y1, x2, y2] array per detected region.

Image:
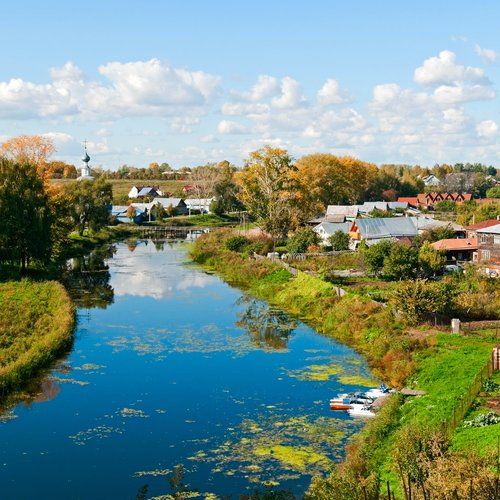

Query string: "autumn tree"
[[190, 163, 221, 200], [236, 146, 298, 242], [0, 135, 56, 180]]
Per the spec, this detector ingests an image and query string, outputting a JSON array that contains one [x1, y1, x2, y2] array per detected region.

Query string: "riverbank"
[[192, 230, 500, 498], [0, 280, 75, 396]]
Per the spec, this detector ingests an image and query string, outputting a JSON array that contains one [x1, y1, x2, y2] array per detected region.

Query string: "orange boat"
[[330, 402, 353, 410]]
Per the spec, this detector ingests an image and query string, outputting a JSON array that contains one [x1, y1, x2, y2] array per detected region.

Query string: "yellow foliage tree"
[[0, 135, 56, 180]]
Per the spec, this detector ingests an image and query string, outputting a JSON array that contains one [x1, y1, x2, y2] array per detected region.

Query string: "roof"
[[184, 198, 214, 207], [477, 223, 500, 235], [137, 187, 158, 196], [398, 197, 418, 206], [354, 217, 418, 239], [326, 205, 359, 218], [431, 238, 478, 251], [413, 216, 464, 232], [313, 221, 351, 236], [358, 201, 388, 213], [466, 219, 500, 231], [152, 197, 185, 207], [388, 201, 409, 210]]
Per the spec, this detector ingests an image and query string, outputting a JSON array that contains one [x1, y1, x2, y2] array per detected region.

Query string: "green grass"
[[0, 279, 75, 393], [163, 213, 239, 227]]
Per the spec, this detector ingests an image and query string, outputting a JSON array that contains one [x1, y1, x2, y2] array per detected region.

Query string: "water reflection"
[[236, 296, 298, 350], [60, 245, 115, 309]]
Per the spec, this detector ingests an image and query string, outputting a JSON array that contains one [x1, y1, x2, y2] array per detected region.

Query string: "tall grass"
[[0, 279, 75, 395]]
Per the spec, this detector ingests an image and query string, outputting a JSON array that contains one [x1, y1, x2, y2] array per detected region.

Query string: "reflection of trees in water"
[[61, 245, 115, 309], [236, 296, 297, 350]]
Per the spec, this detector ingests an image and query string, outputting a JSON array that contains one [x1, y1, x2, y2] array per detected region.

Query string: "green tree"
[[236, 146, 298, 242], [329, 230, 350, 251], [434, 200, 457, 212], [65, 178, 112, 235], [150, 202, 165, 221], [486, 186, 500, 198], [286, 227, 318, 253], [418, 241, 446, 277], [383, 244, 418, 280], [213, 161, 244, 214], [0, 158, 52, 270], [361, 240, 392, 276]]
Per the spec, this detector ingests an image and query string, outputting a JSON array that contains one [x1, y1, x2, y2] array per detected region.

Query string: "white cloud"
[[316, 79, 350, 105], [476, 120, 498, 138], [432, 84, 495, 104], [475, 44, 498, 63], [271, 77, 305, 109], [414, 50, 488, 86], [217, 120, 248, 134], [221, 102, 270, 116], [240, 75, 278, 101]]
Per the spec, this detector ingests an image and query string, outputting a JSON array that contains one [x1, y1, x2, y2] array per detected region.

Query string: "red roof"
[[431, 238, 478, 251], [397, 197, 418, 205], [466, 219, 500, 230]]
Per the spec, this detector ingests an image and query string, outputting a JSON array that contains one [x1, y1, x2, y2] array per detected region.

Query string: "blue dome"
[[82, 152, 90, 162]]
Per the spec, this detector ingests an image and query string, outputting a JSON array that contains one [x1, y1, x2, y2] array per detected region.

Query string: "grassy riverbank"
[[192, 230, 500, 498], [0, 280, 75, 395]]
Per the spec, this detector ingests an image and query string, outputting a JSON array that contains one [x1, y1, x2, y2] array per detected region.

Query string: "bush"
[[225, 235, 250, 252]]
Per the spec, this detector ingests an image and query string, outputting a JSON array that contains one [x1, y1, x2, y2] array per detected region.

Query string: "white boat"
[[347, 403, 376, 417]]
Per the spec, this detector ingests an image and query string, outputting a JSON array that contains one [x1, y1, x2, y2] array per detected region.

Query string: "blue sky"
[[1, 1, 500, 169]]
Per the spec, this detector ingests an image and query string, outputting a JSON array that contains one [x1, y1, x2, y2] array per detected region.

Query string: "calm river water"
[[0, 239, 377, 499]]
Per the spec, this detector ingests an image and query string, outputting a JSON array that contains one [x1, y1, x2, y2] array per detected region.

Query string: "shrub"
[[225, 235, 250, 252], [286, 227, 318, 254]]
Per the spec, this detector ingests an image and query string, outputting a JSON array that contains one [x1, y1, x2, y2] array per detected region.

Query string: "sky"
[[1, 0, 500, 170]]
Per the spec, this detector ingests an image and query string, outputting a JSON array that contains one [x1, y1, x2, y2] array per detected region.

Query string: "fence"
[[446, 356, 494, 435]]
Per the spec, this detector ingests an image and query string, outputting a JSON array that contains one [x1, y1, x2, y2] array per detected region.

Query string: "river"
[[0, 239, 377, 498]]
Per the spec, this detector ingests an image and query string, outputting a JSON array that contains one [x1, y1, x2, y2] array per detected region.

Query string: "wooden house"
[[476, 223, 500, 276]]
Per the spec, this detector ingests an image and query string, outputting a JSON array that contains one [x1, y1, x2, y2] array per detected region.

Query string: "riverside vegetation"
[[0, 280, 75, 395], [192, 229, 500, 499]]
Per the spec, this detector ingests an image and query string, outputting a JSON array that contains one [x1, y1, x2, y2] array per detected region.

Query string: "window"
[[480, 234, 488, 244], [481, 249, 491, 261], [494, 235, 500, 245]]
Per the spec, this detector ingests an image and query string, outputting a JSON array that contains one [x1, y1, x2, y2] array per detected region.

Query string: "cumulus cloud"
[[475, 44, 499, 63], [414, 50, 488, 86], [0, 59, 221, 121], [316, 79, 350, 105], [217, 120, 248, 134], [271, 77, 305, 109], [476, 120, 498, 138], [239, 75, 278, 101]]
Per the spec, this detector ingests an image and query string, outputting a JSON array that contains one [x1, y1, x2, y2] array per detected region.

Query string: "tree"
[[0, 158, 52, 270], [213, 161, 244, 214], [361, 240, 392, 276], [329, 230, 350, 251], [64, 178, 113, 235], [383, 244, 418, 280], [418, 241, 446, 277], [0, 135, 56, 179], [485, 186, 500, 198], [150, 202, 165, 221], [236, 146, 298, 242], [286, 227, 318, 253], [190, 163, 220, 200]]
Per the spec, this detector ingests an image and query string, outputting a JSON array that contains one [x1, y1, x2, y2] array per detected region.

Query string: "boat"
[[348, 403, 376, 418]]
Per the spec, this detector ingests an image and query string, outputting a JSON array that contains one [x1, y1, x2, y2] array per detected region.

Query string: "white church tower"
[[77, 141, 95, 181]]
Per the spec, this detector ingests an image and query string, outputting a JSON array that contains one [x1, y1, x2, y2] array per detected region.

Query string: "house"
[[476, 223, 500, 276], [465, 219, 500, 238], [397, 197, 419, 208], [149, 197, 188, 215], [357, 201, 388, 214], [415, 192, 472, 209], [421, 174, 442, 187], [184, 198, 215, 214], [111, 205, 148, 224], [413, 216, 466, 238], [326, 205, 359, 220], [431, 238, 478, 264], [313, 221, 351, 245], [349, 217, 418, 246], [128, 185, 162, 199]]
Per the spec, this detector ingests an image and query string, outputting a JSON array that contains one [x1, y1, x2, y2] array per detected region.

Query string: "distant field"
[[50, 178, 189, 203]]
